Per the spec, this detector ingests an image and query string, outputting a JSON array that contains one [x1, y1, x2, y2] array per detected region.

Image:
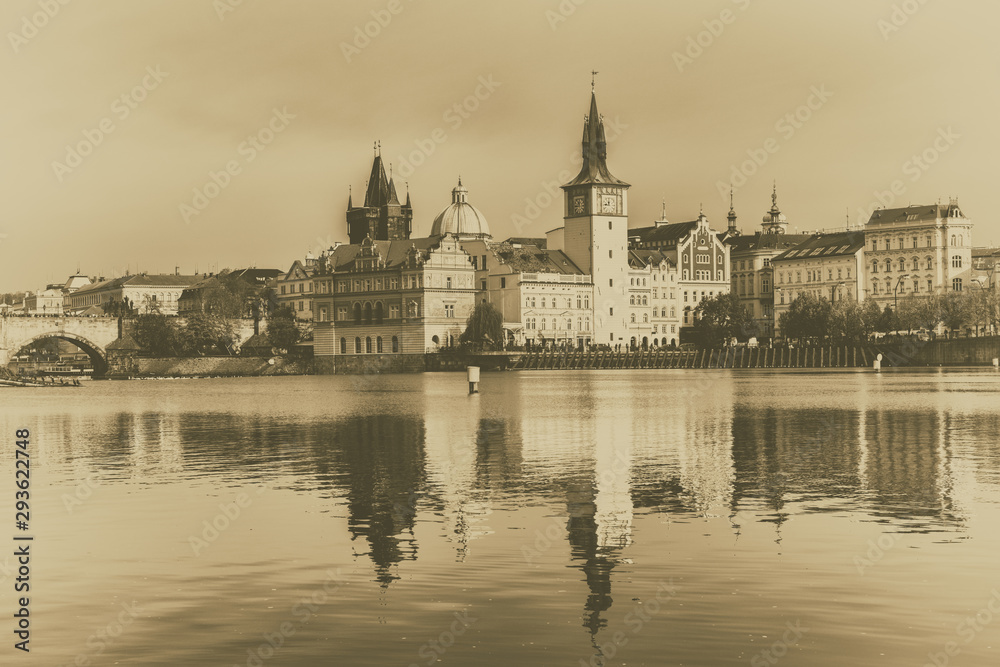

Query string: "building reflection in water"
[[26, 372, 979, 644]]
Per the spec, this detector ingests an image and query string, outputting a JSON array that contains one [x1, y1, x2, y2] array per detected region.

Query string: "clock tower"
[[561, 88, 630, 347]]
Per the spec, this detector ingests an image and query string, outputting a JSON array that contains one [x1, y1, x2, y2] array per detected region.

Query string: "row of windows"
[[524, 317, 591, 331], [869, 234, 966, 252], [340, 336, 399, 354], [279, 282, 311, 295], [871, 257, 943, 273], [336, 276, 419, 293], [778, 267, 852, 284], [524, 296, 590, 309], [870, 278, 964, 295], [682, 270, 724, 281]]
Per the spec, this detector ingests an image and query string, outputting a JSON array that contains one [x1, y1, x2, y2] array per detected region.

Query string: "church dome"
[[430, 178, 491, 239]]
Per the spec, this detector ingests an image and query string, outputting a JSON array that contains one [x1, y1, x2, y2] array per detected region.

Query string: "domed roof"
[[430, 178, 491, 239]]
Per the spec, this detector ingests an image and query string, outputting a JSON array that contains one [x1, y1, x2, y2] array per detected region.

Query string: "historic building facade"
[[66, 273, 202, 315], [863, 200, 973, 309], [727, 187, 811, 339], [628, 211, 730, 340], [276, 256, 321, 321], [772, 231, 867, 334], [346, 148, 412, 245], [312, 234, 478, 360], [556, 91, 632, 347]]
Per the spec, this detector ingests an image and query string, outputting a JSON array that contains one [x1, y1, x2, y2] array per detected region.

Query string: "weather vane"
[[591, 70, 599, 91]]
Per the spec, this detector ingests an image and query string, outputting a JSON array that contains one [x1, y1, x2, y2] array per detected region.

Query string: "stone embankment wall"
[[117, 356, 310, 378]]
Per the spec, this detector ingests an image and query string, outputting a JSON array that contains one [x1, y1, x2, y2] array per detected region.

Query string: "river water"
[[1, 369, 999, 666]]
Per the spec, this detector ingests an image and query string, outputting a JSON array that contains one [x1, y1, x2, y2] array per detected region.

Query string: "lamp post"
[[893, 274, 909, 310]]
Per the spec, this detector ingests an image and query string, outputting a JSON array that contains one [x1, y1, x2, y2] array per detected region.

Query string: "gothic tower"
[[347, 145, 413, 244], [561, 87, 631, 346]]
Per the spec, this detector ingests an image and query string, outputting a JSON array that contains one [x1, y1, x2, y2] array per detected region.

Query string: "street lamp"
[[893, 274, 909, 310]]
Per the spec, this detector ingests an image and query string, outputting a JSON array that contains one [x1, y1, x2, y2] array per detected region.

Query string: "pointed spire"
[[347, 184, 353, 210], [405, 182, 411, 207], [363, 149, 390, 207], [565, 88, 628, 187], [727, 187, 738, 232]]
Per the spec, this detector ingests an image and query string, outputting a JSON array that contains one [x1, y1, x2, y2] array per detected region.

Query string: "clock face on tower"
[[573, 196, 585, 214], [601, 195, 617, 214]]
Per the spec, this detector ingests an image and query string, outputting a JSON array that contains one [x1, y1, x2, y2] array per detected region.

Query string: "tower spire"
[[727, 187, 738, 233]]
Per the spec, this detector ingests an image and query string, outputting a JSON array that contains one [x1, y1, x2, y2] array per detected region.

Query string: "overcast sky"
[[2, 0, 998, 290]]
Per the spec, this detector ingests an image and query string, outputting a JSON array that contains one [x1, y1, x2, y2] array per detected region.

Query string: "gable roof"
[[72, 274, 203, 296], [628, 220, 699, 245], [867, 202, 966, 226], [773, 231, 866, 262]]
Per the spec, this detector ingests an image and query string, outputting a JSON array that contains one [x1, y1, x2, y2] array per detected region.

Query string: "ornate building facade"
[[864, 200, 972, 308]]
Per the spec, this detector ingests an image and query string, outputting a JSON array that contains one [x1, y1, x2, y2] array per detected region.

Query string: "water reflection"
[[14, 371, 992, 663]]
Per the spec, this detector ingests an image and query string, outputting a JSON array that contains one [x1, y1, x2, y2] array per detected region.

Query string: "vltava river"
[[2, 369, 999, 666]]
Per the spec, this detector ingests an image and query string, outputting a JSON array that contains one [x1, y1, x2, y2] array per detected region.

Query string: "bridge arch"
[[9, 331, 109, 377]]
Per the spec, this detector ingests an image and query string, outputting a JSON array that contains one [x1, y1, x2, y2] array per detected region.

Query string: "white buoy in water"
[[467, 366, 480, 394], [993, 358, 999, 368], [874, 353, 883, 372]]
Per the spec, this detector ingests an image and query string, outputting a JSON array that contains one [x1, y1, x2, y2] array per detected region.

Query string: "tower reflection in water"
[[30, 372, 979, 660]]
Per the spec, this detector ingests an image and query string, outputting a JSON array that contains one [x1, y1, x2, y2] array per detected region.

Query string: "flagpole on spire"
[[591, 70, 599, 92]]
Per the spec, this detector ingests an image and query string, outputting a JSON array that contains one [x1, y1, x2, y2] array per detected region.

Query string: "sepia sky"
[[2, 0, 999, 291]]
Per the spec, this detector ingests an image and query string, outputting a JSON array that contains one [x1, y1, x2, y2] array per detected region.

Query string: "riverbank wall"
[[111, 356, 311, 378]]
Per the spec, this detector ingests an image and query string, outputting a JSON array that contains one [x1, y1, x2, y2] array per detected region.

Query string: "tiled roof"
[[728, 232, 813, 253], [491, 242, 584, 275], [773, 231, 866, 262], [326, 237, 443, 272], [72, 274, 204, 295], [629, 220, 698, 244], [867, 202, 965, 226], [628, 249, 675, 268]]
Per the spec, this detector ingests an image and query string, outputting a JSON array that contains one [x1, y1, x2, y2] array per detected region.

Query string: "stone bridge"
[[0, 316, 122, 375]]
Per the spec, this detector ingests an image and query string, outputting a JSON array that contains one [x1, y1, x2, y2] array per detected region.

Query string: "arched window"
[[340, 337, 346, 354], [630, 295, 635, 305], [354, 337, 361, 353], [365, 336, 372, 353], [353, 303, 362, 323], [951, 235, 956, 246], [374, 302, 384, 324], [376, 336, 383, 353], [669, 307, 675, 318], [630, 313, 636, 323], [432, 335, 440, 346], [566, 318, 572, 330], [584, 317, 591, 331], [392, 336, 399, 353], [912, 257, 919, 271], [642, 313, 648, 323], [577, 317, 582, 330], [872, 280, 879, 295], [642, 296, 648, 306], [364, 302, 373, 323], [926, 256, 933, 270], [872, 260, 878, 274], [541, 318, 547, 330], [584, 296, 589, 309], [898, 258, 905, 272], [576, 296, 581, 309], [885, 259, 892, 272]]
